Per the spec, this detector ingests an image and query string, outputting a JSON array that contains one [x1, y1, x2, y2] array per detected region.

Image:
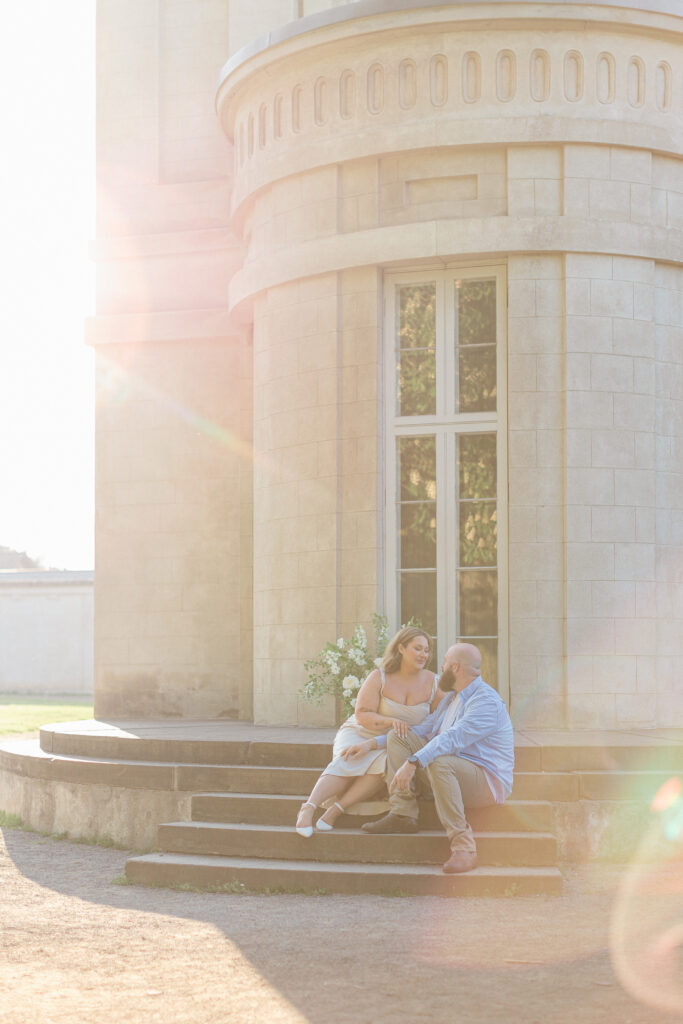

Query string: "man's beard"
[[439, 666, 456, 692]]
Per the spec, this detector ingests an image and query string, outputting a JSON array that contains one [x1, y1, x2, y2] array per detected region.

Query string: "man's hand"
[[340, 740, 374, 760], [389, 759, 416, 794]]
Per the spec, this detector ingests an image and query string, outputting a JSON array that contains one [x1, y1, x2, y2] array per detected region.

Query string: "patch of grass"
[[0, 695, 93, 736], [111, 873, 134, 886], [0, 810, 26, 830], [379, 887, 413, 898]]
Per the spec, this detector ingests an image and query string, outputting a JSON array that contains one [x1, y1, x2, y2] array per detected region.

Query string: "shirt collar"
[[457, 675, 483, 703]]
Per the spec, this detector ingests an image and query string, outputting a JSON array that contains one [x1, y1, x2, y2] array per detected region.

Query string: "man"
[[361, 642, 514, 874]]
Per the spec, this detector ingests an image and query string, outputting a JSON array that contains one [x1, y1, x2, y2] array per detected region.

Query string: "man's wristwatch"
[[407, 755, 420, 767]]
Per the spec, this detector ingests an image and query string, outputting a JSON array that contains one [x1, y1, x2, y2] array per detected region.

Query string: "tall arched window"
[[384, 266, 507, 694]]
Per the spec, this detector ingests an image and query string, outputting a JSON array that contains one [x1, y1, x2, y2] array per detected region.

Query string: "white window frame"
[[383, 263, 508, 702]]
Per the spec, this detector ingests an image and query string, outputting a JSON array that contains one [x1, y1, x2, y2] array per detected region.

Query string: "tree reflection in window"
[[456, 279, 496, 413], [397, 284, 436, 415]]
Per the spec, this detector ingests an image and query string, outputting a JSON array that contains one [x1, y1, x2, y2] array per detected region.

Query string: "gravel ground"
[[1, 823, 682, 1024], [1, 731, 681, 1023]]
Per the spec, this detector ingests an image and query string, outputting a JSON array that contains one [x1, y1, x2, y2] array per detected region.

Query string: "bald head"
[[446, 643, 482, 676], [439, 643, 482, 693]]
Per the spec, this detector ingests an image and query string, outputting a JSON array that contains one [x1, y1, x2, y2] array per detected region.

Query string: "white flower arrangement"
[[301, 614, 390, 720]]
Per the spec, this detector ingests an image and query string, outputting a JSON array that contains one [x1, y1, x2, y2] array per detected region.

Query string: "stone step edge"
[[160, 820, 557, 841], [5, 741, 676, 778], [40, 727, 683, 773], [125, 852, 564, 896]]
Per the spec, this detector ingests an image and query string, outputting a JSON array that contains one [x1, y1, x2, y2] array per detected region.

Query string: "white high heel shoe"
[[295, 800, 317, 838], [315, 801, 345, 832]]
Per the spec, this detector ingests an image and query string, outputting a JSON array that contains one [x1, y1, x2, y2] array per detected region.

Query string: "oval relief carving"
[[340, 70, 355, 119], [399, 59, 417, 109], [258, 104, 267, 148], [627, 56, 645, 107], [314, 77, 328, 126], [656, 61, 671, 112], [462, 51, 481, 103], [564, 50, 583, 102], [430, 54, 448, 107], [596, 52, 615, 104], [530, 49, 550, 102], [496, 49, 516, 102], [292, 84, 303, 132], [273, 94, 283, 139], [367, 63, 384, 114]]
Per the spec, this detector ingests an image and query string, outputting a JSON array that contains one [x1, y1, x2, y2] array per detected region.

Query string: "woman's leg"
[[317, 772, 385, 826], [295, 773, 353, 830]]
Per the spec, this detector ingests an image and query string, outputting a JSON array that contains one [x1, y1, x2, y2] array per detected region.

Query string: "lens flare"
[[610, 774, 683, 1015]]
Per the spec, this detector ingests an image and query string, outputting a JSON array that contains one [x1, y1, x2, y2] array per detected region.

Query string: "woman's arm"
[[353, 670, 406, 734]]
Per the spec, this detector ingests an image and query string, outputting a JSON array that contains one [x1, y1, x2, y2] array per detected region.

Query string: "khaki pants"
[[386, 731, 495, 854]]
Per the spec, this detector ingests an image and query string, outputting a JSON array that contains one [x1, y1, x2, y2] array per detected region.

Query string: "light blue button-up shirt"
[[377, 676, 514, 801]]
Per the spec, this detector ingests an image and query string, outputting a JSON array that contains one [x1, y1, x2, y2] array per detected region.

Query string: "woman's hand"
[[391, 719, 410, 739], [340, 740, 374, 760]]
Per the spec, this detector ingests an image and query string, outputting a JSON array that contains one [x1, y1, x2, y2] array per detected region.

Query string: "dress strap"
[[379, 665, 386, 695]]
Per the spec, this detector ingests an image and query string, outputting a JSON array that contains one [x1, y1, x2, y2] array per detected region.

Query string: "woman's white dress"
[[321, 668, 438, 778]]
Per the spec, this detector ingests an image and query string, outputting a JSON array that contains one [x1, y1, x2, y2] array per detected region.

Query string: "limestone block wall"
[[92, 0, 252, 718], [216, 0, 683, 729], [95, 337, 247, 718], [507, 252, 565, 730]]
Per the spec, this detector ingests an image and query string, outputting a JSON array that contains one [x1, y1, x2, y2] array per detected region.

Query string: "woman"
[[295, 626, 443, 835]]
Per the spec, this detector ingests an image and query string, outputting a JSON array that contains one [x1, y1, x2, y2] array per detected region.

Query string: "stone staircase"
[[124, 738, 564, 896], [1, 720, 680, 898]]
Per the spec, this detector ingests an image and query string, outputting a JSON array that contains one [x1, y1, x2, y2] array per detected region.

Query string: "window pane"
[[398, 436, 436, 501], [398, 284, 436, 349], [400, 503, 436, 568], [400, 571, 437, 641], [459, 500, 497, 567], [459, 569, 498, 636], [457, 279, 496, 346], [458, 344, 496, 413], [458, 434, 496, 499], [398, 349, 436, 415]]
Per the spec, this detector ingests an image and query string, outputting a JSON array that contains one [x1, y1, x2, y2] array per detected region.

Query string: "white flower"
[[342, 675, 360, 692], [349, 696, 357, 707], [337, 638, 345, 649], [342, 688, 352, 699], [374, 658, 382, 668], [350, 677, 361, 690]]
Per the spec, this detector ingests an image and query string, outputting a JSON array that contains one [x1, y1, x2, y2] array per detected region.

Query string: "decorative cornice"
[[217, 15, 682, 216]]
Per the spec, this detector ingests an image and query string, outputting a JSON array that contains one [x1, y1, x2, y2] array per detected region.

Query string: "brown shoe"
[[442, 849, 478, 874], [361, 813, 419, 834]]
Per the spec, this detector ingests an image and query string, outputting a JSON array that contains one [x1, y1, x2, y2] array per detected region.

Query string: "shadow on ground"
[[2, 827, 682, 1024]]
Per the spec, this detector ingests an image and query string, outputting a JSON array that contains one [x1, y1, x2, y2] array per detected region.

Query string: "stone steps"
[[191, 792, 554, 831], [155, 821, 558, 867], [125, 852, 564, 897]]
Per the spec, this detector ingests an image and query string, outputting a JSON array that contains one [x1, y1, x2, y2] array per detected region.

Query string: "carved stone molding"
[[218, 18, 682, 214]]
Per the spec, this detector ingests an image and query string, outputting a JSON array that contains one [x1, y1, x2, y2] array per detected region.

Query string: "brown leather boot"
[[361, 812, 419, 834], [442, 849, 478, 873]]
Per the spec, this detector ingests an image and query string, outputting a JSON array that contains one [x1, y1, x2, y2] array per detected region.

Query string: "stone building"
[[89, 0, 683, 732]]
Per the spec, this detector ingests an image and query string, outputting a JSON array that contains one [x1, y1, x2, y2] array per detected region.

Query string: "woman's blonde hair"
[[381, 626, 431, 675]]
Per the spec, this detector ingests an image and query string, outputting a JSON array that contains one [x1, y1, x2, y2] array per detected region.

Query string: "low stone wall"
[[0, 571, 93, 695]]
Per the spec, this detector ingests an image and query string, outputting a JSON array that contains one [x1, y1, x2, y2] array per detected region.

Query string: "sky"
[[0, 1, 95, 570]]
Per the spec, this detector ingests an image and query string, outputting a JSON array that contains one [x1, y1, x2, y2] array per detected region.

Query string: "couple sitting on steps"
[[295, 626, 514, 875]]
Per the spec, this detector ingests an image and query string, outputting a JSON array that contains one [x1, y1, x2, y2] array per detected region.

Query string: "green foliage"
[[300, 614, 390, 719], [0, 810, 25, 829]]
